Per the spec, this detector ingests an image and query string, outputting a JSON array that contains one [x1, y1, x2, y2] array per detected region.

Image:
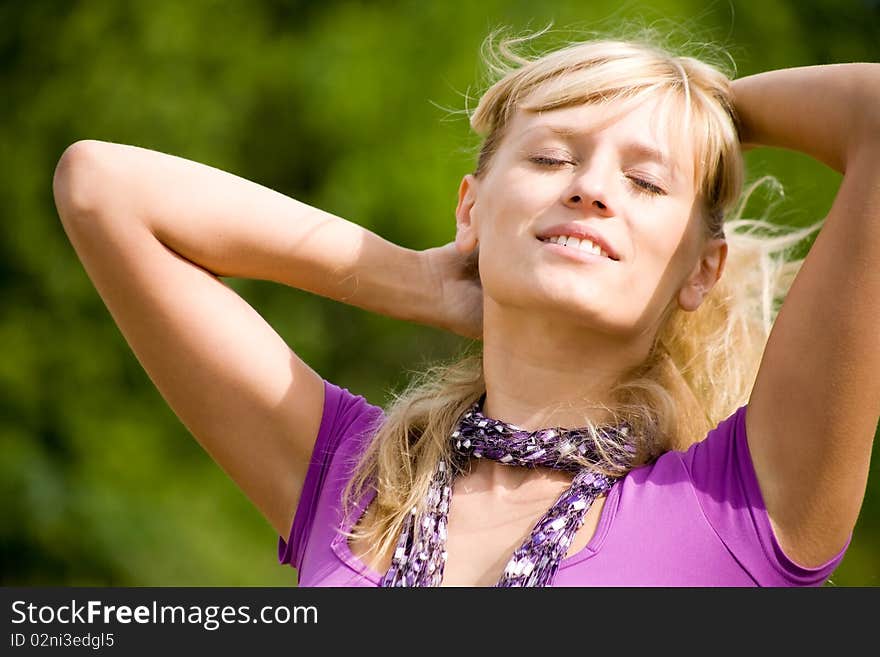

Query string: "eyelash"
[[528, 156, 667, 196], [629, 178, 666, 196]]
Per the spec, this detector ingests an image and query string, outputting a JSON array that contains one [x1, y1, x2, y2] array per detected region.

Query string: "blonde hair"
[[340, 29, 823, 565]]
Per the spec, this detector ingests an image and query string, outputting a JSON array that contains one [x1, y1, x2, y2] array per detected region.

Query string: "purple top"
[[278, 380, 851, 586]]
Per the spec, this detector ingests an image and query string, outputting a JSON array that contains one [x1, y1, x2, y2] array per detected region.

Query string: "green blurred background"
[[2, 0, 878, 586]]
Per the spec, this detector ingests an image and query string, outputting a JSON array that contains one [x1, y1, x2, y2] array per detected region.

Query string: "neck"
[[480, 301, 655, 432]]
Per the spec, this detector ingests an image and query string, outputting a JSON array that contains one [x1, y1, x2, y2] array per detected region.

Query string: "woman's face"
[[456, 94, 726, 338]]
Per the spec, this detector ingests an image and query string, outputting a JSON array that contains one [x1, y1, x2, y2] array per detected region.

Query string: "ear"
[[678, 238, 727, 312], [454, 174, 479, 254]]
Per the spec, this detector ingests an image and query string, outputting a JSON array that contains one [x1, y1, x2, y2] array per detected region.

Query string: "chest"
[[349, 480, 608, 587]]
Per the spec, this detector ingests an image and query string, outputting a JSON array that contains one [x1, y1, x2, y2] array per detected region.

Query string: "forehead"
[[507, 95, 696, 181]]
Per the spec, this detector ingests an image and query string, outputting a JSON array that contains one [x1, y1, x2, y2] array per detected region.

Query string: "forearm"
[[732, 63, 880, 173], [53, 140, 435, 324]]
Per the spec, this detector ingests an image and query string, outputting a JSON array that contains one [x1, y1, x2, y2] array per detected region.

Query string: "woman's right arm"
[[52, 139, 441, 538]]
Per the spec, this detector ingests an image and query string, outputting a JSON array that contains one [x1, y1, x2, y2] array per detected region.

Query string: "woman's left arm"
[[732, 63, 880, 568]]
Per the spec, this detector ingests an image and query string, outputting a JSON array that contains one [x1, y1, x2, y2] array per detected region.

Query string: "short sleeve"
[[277, 379, 384, 571], [682, 404, 851, 586]]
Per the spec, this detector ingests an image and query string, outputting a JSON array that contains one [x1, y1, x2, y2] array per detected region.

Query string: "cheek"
[[633, 204, 698, 266], [475, 188, 537, 244], [485, 170, 559, 215], [625, 214, 698, 300]]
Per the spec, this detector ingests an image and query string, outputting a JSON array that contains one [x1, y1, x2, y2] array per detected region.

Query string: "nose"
[[563, 162, 614, 216], [567, 194, 608, 211]]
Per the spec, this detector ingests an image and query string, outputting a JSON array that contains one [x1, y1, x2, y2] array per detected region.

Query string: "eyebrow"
[[520, 125, 675, 173]]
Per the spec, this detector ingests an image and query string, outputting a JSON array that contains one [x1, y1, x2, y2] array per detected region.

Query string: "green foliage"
[[2, 0, 878, 585]]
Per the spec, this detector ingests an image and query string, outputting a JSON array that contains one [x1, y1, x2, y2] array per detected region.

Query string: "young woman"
[[52, 33, 879, 586]]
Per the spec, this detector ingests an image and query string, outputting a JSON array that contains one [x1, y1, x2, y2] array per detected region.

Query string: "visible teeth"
[[545, 235, 610, 258]]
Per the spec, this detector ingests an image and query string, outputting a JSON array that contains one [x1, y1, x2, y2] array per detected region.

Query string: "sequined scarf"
[[380, 394, 635, 587]]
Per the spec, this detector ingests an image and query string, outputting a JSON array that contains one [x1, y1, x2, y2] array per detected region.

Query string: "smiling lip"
[[539, 240, 613, 265], [535, 222, 620, 261]]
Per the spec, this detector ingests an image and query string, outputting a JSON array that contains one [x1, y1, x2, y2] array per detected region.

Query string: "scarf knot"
[[380, 395, 635, 587], [450, 394, 634, 472]]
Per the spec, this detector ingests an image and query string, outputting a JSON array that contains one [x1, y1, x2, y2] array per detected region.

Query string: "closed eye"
[[529, 156, 575, 168], [529, 155, 667, 195], [629, 177, 666, 196]]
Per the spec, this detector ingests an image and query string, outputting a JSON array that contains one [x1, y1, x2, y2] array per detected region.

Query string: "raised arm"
[[731, 64, 880, 567], [52, 139, 457, 538]]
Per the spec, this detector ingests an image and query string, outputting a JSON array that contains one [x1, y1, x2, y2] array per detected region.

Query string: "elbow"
[[53, 139, 114, 222]]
